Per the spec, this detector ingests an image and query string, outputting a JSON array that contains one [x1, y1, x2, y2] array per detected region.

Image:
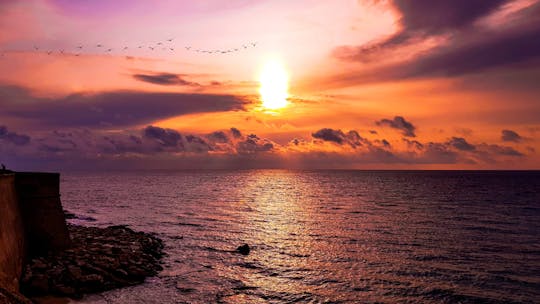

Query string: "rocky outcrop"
[[20, 224, 164, 299]]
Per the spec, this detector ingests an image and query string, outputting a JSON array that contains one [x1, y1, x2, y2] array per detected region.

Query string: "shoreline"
[[19, 223, 164, 302]]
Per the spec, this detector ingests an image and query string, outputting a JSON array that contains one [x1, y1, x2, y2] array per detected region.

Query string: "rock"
[[236, 244, 250, 255], [55, 285, 76, 296], [19, 224, 164, 298], [31, 259, 48, 270], [28, 274, 49, 294]]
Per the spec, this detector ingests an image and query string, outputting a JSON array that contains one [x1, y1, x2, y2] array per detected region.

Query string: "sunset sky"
[[1, 0, 539, 170]]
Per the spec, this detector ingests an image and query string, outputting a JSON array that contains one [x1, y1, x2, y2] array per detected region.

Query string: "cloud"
[[375, 116, 416, 137], [391, 0, 508, 36], [311, 128, 368, 147], [501, 129, 522, 142], [403, 138, 423, 150], [230, 127, 242, 138], [479, 143, 524, 157], [447, 137, 475, 151], [143, 125, 183, 148], [0, 85, 247, 129], [330, 1, 540, 85], [0, 125, 31, 145], [132, 72, 199, 86], [0, 124, 530, 170], [312, 128, 346, 144]]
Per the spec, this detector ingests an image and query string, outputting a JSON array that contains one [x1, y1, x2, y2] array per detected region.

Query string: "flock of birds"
[[0, 39, 258, 58]]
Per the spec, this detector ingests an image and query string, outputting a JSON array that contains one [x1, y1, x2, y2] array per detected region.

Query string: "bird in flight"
[[170, 48, 175, 51], [74, 53, 80, 57], [47, 51, 52, 55], [34, 46, 39, 51], [96, 44, 103, 48], [77, 45, 83, 49], [251, 42, 257, 47], [106, 48, 113, 52], [123, 47, 129, 50], [60, 49, 65, 54], [149, 46, 155, 50], [167, 38, 174, 42], [157, 42, 163, 45], [185, 46, 191, 50]]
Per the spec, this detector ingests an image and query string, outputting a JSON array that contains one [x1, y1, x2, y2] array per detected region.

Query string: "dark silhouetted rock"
[[20, 224, 164, 298], [236, 244, 250, 255]]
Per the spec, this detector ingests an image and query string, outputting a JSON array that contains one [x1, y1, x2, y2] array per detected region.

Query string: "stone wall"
[[0, 172, 71, 302], [0, 174, 25, 292], [15, 173, 71, 256]]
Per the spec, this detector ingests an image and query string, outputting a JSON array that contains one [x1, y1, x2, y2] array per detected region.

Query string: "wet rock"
[[20, 224, 164, 298], [27, 275, 48, 294], [236, 244, 251, 255]]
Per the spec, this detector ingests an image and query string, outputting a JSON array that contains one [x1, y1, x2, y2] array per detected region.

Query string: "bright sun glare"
[[259, 59, 289, 110]]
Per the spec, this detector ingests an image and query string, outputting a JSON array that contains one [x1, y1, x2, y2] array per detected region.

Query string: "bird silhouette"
[[60, 49, 65, 54], [157, 42, 163, 45], [138, 46, 143, 49], [123, 47, 128, 50], [106, 48, 112, 52], [34, 46, 39, 51], [149, 46, 155, 50], [47, 51, 53, 55], [185, 46, 191, 50], [96, 44, 103, 48], [251, 42, 257, 47], [75, 53, 81, 56], [77, 45, 83, 49], [167, 38, 174, 42], [170, 48, 174, 51]]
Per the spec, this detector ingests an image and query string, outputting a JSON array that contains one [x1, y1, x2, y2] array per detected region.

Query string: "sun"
[[259, 59, 289, 110]]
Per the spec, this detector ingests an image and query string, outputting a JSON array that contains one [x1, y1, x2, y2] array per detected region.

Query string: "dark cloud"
[[230, 127, 242, 138], [143, 126, 182, 148], [132, 73, 199, 86], [0, 86, 247, 129], [392, 0, 508, 35], [331, 1, 540, 84], [0, 124, 529, 170], [0, 125, 30, 145], [236, 137, 274, 154], [479, 144, 524, 157], [403, 138, 424, 150], [376, 116, 416, 137], [501, 129, 522, 142], [447, 137, 476, 151], [208, 131, 229, 143], [311, 128, 370, 148], [313, 128, 346, 144]]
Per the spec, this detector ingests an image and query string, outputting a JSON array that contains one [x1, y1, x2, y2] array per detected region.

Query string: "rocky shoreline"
[[19, 224, 164, 300]]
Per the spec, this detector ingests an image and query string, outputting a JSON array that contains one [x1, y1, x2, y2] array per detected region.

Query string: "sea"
[[59, 170, 540, 303]]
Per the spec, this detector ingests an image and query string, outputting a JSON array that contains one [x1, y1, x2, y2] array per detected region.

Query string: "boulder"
[[236, 244, 250, 255]]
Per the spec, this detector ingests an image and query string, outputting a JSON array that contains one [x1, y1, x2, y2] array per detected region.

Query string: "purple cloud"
[[0, 86, 247, 129]]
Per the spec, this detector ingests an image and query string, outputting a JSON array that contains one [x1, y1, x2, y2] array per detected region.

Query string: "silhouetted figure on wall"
[[1, 163, 13, 173]]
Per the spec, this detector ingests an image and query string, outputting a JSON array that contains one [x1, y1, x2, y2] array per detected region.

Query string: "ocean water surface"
[[60, 170, 540, 303]]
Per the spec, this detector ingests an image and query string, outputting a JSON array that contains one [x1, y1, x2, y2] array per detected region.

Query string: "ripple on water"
[[60, 170, 540, 303]]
